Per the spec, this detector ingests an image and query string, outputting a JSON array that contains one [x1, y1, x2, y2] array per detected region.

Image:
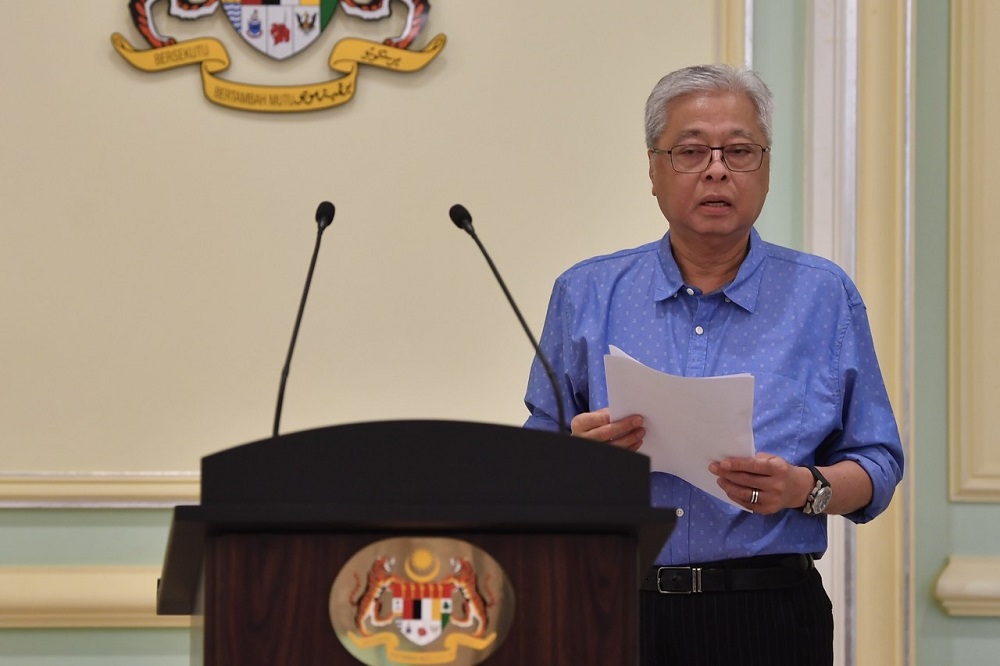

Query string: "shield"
[[390, 582, 454, 647], [222, 0, 339, 61]]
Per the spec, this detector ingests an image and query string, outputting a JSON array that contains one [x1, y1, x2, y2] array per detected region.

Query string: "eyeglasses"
[[650, 143, 770, 173]]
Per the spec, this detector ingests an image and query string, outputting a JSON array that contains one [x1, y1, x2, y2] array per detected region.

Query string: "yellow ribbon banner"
[[110, 33, 446, 113], [347, 631, 497, 665]]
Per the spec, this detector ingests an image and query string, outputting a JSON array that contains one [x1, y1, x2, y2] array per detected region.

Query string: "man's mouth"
[[701, 200, 731, 207]]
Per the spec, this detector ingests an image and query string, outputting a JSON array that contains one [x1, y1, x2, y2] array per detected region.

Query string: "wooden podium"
[[156, 420, 676, 665]]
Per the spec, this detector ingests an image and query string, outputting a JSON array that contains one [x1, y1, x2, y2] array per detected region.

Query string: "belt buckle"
[[655, 566, 703, 594]]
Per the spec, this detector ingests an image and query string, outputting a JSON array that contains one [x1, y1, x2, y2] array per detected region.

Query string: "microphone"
[[448, 204, 568, 435], [315, 200, 335, 231], [273, 201, 335, 438]]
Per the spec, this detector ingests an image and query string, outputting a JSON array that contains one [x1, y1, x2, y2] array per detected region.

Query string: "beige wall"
[[0, 2, 719, 472]]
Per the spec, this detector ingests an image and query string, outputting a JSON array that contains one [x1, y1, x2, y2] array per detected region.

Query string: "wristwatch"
[[802, 465, 832, 515]]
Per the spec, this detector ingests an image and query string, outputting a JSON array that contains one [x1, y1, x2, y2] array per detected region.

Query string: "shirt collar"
[[653, 227, 766, 313]]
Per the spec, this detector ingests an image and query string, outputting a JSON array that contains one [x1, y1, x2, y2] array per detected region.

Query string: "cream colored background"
[[4, 1, 1000, 665], [0, 2, 717, 472]]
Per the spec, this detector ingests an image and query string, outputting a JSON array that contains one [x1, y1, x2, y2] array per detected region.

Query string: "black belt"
[[641, 554, 814, 594]]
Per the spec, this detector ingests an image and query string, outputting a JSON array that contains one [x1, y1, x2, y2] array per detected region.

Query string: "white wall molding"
[[854, 1, 915, 663], [949, 0, 1000, 503], [0, 473, 199, 508], [0, 566, 189, 628], [803, 3, 859, 664], [717, 0, 748, 66], [804, 0, 858, 275], [935, 556, 1000, 617]]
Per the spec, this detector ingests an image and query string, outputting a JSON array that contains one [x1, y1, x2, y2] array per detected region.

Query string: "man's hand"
[[709, 453, 812, 514], [711, 455, 874, 515], [570, 408, 645, 452]]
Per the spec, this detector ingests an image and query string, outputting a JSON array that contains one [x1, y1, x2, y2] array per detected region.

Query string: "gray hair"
[[644, 64, 774, 149]]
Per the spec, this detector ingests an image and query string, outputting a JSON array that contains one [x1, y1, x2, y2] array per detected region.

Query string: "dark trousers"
[[639, 567, 833, 666]]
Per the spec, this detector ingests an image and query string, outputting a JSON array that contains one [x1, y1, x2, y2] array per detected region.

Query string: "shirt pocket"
[[750, 371, 807, 460]]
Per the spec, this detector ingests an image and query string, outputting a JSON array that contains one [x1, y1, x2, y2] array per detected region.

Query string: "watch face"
[[812, 486, 833, 514]]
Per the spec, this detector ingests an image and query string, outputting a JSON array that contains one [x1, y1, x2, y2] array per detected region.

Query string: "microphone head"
[[315, 201, 335, 230], [449, 204, 474, 234]]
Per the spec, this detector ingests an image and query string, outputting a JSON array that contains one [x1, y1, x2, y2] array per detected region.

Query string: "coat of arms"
[[330, 538, 515, 666], [111, 0, 445, 112]]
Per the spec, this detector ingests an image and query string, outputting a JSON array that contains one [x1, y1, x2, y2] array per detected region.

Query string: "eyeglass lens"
[[670, 144, 764, 173]]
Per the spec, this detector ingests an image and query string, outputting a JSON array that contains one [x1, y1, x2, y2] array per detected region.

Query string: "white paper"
[[604, 345, 756, 509]]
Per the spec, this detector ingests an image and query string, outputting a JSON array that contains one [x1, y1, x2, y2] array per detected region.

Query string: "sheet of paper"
[[604, 345, 756, 509]]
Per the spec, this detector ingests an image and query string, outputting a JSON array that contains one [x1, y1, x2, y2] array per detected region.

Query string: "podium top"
[[157, 420, 676, 614], [203, 419, 649, 506]]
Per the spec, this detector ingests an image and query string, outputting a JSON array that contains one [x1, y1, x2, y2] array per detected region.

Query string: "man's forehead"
[[660, 92, 764, 141]]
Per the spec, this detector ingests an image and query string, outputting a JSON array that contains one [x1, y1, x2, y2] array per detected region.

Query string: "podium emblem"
[[330, 538, 514, 665]]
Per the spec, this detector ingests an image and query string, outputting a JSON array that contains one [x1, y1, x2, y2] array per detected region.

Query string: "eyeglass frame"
[[649, 143, 771, 173]]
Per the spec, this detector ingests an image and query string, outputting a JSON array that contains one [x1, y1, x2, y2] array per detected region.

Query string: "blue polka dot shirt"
[[524, 228, 904, 565]]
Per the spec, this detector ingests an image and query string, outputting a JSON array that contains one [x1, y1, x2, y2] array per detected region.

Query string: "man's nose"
[[704, 148, 730, 177]]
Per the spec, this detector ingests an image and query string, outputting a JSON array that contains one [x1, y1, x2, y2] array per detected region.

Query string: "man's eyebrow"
[[673, 128, 757, 141], [675, 129, 705, 140]]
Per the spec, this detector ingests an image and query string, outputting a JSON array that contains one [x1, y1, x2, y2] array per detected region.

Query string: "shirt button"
[[695, 326, 704, 335], [725, 297, 731, 303], [676, 508, 685, 518], [686, 287, 695, 296]]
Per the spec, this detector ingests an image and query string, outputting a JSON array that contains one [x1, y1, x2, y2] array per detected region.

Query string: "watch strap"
[[802, 465, 831, 515]]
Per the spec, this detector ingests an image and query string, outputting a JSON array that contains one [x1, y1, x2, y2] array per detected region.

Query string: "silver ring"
[[750, 488, 760, 504]]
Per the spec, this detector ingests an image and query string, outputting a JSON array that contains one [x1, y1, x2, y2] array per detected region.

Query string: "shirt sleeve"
[[824, 299, 905, 523], [524, 278, 579, 432]]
